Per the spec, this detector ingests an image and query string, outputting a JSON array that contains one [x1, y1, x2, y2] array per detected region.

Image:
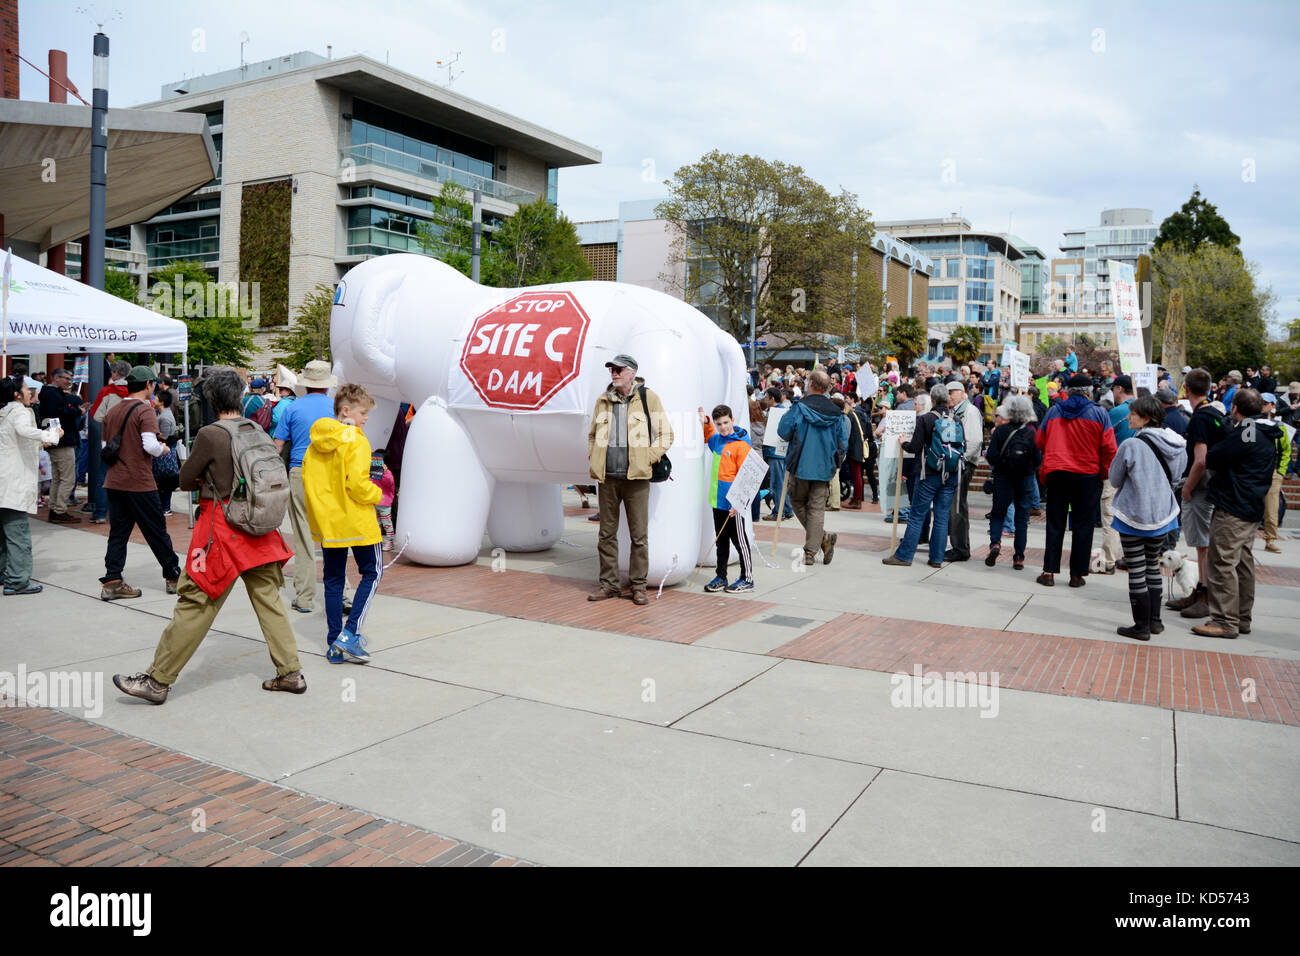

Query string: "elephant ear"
[[346, 266, 404, 388]]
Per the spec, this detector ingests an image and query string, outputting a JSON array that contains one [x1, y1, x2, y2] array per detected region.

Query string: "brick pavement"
[[770, 614, 1300, 726], [0, 703, 534, 868]]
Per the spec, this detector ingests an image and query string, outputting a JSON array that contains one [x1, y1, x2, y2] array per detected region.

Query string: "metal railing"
[[343, 143, 536, 205]]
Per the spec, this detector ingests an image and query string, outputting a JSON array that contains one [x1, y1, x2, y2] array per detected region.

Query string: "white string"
[[656, 553, 679, 600], [382, 533, 411, 569]]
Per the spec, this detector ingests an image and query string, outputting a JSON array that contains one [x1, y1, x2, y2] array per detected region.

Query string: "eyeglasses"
[[608, 366, 626, 373]]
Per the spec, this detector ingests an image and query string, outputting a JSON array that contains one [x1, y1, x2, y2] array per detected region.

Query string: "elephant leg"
[[361, 396, 400, 453], [397, 398, 492, 566], [487, 483, 563, 553]]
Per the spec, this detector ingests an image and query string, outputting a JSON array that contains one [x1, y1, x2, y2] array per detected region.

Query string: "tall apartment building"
[[1057, 208, 1157, 314], [1006, 237, 1048, 315], [121, 50, 599, 331], [876, 216, 1023, 355]]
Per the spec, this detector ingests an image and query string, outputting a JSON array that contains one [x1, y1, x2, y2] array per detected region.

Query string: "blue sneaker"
[[334, 629, 371, 664], [703, 576, 727, 593], [326, 642, 345, 665], [724, 577, 754, 593]]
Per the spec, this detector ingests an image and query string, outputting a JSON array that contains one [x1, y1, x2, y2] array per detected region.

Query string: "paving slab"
[[0, 588, 163, 672], [373, 617, 778, 724], [675, 658, 1176, 815], [288, 695, 876, 866], [1174, 711, 1300, 842], [53, 638, 496, 781], [803, 770, 1300, 866]]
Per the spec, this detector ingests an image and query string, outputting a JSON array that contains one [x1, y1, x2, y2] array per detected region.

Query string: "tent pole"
[[184, 351, 194, 530]]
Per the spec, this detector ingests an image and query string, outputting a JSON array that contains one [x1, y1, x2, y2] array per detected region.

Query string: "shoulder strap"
[[114, 401, 146, 441], [638, 386, 654, 444], [1136, 433, 1174, 486]]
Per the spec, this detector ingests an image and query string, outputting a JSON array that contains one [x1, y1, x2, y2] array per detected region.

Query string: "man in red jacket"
[[1035, 373, 1117, 587]]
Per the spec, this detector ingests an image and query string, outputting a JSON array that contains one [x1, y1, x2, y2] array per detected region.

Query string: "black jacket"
[[37, 384, 81, 448], [1205, 417, 1283, 522], [986, 421, 1040, 477]]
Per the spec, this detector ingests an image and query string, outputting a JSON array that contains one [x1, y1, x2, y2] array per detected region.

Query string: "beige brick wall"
[[501, 149, 547, 202]]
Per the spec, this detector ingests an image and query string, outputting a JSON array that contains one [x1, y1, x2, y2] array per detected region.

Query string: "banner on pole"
[[1109, 259, 1145, 373], [72, 355, 89, 385], [724, 449, 769, 513]]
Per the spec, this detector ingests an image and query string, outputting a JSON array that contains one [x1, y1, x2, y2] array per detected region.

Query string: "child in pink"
[[371, 449, 396, 552]]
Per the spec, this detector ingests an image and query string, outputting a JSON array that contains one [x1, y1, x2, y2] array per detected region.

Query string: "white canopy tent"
[[2, 251, 187, 355]]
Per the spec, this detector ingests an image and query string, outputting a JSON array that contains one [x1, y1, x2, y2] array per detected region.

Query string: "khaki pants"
[[1101, 479, 1121, 566], [1263, 471, 1283, 543], [789, 477, 828, 558], [1206, 510, 1257, 632], [147, 564, 302, 685], [288, 466, 351, 610], [597, 478, 650, 592], [47, 446, 76, 515]]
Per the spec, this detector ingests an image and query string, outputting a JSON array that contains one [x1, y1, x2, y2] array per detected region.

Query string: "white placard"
[[857, 370, 878, 401], [1009, 349, 1031, 390], [724, 448, 769, 513], [1134, 363, 1158, 394], [1000, 343, 1014, 367], [1109, 259, 1145, 373], [883, 409, 917, 438], [836, 346, 847, 364]]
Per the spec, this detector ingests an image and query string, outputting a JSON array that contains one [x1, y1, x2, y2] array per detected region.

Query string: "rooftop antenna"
[[239, 31, 250, 75], [436, 51, 462, 86]]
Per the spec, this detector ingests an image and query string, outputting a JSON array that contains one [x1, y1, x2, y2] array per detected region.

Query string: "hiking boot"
[[881, 555, 912, 567], [113, 672, 168, 704], [48, 511, 82, 524], [631, 591, 649, 606], [101, 579, 141, 601], [588, 587, 622, 601], [985, 544, 1000, 567], [262, 671, 307, 694], [803, 551, 815, 566], [821, 533, 838, 565], [1191, 622, 1237, 639], [703, 576, 727, 593], [1167, 585, 1203, 611], [1180, 592, 1210, 618], [165, 577, 179, 595]]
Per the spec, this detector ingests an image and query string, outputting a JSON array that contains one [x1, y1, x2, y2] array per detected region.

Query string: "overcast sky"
[[18, 0, 1300, 330]]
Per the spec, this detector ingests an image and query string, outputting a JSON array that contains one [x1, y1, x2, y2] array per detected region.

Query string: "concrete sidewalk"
[[2, 490, 1297, 866]]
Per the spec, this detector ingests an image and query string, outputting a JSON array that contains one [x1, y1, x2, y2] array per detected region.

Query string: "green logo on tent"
[[4, 279, 25, 295]]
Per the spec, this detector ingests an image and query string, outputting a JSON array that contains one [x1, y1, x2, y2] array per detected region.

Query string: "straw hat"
[[295, 360, 337, 394]]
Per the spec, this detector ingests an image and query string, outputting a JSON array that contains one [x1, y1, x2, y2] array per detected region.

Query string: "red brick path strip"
[[770, 613, 1300, 726], [378, 562, 774, 644], [0, 704, 535, 867]]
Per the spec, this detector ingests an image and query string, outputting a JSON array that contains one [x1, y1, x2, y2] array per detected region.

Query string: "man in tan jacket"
[[587, 354, 673, 605]]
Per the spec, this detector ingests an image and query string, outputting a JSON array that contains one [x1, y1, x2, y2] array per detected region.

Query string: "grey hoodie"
[[1108, 426, 1188, 532]]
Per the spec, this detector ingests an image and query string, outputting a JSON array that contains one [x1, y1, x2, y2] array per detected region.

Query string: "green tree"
[[655, 150, 877, 356], [1150, 244, 1272, 373], [1154, 187, 1240, 253], [1267, 315, 1300, 383], [945, 325, 983, 365], [148, 260, 255, 366], [103, 267, 140, 303], [493, 197, 591, 287], [270, 282, 334, 369], [885, 315, 926, 371]]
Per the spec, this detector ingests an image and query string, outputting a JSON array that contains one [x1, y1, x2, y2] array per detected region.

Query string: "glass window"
[[966, 304, 992, 324], [946, 259, 960, 278], [929, 285, 958, 301], [547, 167, 558, 205], [965, 281, 992, 302], [967, 257, 990, 279], [928, 308, 956, 324]]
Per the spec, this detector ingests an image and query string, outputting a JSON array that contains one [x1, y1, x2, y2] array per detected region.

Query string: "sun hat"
[[296, 360, 338, 394]]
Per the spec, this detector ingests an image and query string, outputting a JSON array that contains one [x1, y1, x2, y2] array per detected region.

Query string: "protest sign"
[[725, 449, 769, 513]]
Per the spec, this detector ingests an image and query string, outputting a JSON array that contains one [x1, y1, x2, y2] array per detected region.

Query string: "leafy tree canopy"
[[1154, 187, 1240, 254]]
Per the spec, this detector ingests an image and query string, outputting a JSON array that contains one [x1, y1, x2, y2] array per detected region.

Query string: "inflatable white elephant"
[[330, 253, 751, 587]]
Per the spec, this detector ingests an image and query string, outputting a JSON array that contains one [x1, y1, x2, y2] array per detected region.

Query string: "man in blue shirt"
[[1100, 374, 1135, 572], [273, 361, 351, 613]]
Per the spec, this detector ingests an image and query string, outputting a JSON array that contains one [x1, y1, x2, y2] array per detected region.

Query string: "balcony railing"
[[344, 143, 536, 206]]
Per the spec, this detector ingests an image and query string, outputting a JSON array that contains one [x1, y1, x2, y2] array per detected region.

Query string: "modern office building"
[[576, 204, 932, 361], [1016, 313, 1117, 353], [876, 216, 1023, 356], [1005, 236, 1048, 315], [117, 50, 599, 334], [1050, 256, 1085, 314], [1057, 208, 1157, 314]]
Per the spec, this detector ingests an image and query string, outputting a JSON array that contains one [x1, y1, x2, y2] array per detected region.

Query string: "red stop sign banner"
[[457, 291, 592, 411]]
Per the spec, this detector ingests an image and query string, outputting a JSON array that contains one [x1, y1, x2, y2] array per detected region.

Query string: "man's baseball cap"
[[1261, 393, 1277, 405], [1113, 374, 1133, 392], [125, 365, 157, 385], [604, 354, 638, 371], [250, 377, 268, 389], [1155, 388, 1178, 404]]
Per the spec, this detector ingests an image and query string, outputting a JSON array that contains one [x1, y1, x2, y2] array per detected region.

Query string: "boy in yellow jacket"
[[303, 383, 383, 664]]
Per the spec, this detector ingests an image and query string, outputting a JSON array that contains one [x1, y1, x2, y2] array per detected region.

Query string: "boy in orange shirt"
[[699, 404, 755, 593]]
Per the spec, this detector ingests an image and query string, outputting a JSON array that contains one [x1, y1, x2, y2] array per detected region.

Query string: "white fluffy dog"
[[1159, 549, 1199, 599]]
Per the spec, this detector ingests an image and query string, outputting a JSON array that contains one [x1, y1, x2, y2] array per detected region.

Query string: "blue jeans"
[[323, 543, 383, 645], [765, 450, 793, 517], [76, 438, 88, 485], [894, 471, 959, 563], [990, 472, 1037, 557]]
